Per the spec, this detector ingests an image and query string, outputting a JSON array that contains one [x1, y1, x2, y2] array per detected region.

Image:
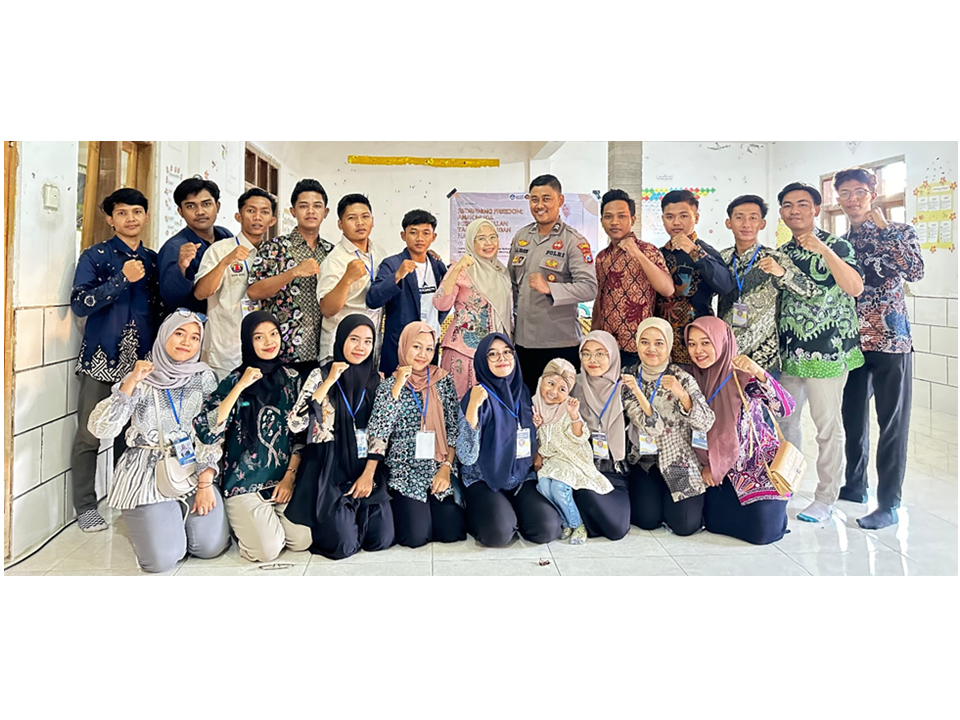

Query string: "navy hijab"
[[462, 333, 536, 490]]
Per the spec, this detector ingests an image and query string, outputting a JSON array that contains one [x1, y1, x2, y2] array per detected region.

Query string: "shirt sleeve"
[[433, 269, 463, 311], [248, 241, 279, 286], [692, 242, 736, 295], [550, 235, 599, 307], [678, 371, 716, 432], [772, 250, 821, 299], [193, 373, 240, 444], [158, 239, 195, 310], [366, 256, 402, 309], [440, 375, 462, 448], [87, 380, 139, 438], [70, 249, 130, 318], [195, 242, 225, 291], [366, 380, 400, 459], [456, 414, 482, 466], [873, 224, 925, 282], [316, 253, 342, 302]]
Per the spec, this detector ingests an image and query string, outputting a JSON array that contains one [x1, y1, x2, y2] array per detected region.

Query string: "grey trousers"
[[71, 373, 128, 514], [121, 487, 231, 573], [778, 372, 848, 506]]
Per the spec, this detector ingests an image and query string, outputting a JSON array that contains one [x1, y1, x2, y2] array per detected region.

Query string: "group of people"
[[67, 166, 923, 572]]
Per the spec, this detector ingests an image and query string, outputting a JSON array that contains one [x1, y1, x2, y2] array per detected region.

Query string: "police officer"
[[510, 174, 598, 392]]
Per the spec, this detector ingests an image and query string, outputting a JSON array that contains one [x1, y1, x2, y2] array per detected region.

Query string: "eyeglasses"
[[486, 349, 515, 361], [175, 308, 207, 323], [579, 350, 609, 361], [837, 189, 872, 200]]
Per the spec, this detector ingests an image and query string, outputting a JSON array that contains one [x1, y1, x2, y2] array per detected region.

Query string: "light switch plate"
[[42, 183, 60, 211]]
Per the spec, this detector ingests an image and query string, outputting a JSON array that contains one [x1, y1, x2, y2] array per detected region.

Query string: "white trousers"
[[224, 492, 312, 563]]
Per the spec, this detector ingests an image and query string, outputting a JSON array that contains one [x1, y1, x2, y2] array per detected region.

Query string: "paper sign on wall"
[[913, 178, 957, 253]]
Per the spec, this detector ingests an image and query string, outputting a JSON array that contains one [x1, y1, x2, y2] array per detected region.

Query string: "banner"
[[449, 192, 601, 264]]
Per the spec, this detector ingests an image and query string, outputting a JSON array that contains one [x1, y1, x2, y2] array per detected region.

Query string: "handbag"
[[733, 373, 806, 497], [152, 387, 198, 499]]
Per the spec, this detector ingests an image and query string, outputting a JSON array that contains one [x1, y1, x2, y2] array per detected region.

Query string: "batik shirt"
[[249, 228, 333, 364], [843, 220, 924, 354], [593, 233, 671, 353], [778, 228, 865, 378], [718, 243, 819, 373]]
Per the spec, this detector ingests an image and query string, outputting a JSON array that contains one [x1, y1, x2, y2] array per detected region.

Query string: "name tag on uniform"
[[516, 427, 531, 458], [415, 431, 436, 460], [591, 431, 610, 459], [637, 434, 658, 455], [171, 434, 197, 466], [355, 429, 368, 459], [732, 302, 749, 327], [691, 429, 709, 450], [240, 295, 259, 318]]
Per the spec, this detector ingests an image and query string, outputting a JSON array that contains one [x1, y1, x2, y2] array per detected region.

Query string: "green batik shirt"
[[778, 228, 865, 379]]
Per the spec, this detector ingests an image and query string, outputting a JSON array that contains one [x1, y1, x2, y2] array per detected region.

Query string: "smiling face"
[[539, 374, 570, 405], [529, 185, 564, 229], [405, 332, 435, 372], [726, 203, 766, 246], [580, 340, 611, 376], [473, 223, 499, 259], [486, 338, 515, 378], [165, 322, 202, 362], [235, 196, 276, 240], [178, 190, 220, 234], [637, 327, 669, 369], [107, 202, 148, 242], [292, 191, 329, 234], [661, 201, 698, 238], [779, 189, 820, 235], [686, 326, 717, 368], [343, 324, 374, 364], [836, 179, 876, 226], [252, 321, 281, 360]]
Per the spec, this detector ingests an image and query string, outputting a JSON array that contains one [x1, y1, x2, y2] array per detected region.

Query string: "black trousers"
[[390, 491, 466, 548], [573, 471, 630, 540], [516, 345, 581, 394], [70, 374, 128, 514], [841, 351, 912, 509], [703, 479, 788, 545], [463, 479, 562, 547], [628, 463, 704, 536], [312, 500, 395, 560]]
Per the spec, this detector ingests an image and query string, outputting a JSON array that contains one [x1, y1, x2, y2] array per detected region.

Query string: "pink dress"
[[433, 269, 511, 399]]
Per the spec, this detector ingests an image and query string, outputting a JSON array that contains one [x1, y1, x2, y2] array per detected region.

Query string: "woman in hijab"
[[195, 310, 312, 563], [89, 309, 230, 573], [621, 318, 715, 536], [285, 314, 394, 559], [434, 217, 513, 398], [685, 317, 795, 544], [457, 333, 562, 547], [366, 321, 465, 547], [566, 330, 634, 541]]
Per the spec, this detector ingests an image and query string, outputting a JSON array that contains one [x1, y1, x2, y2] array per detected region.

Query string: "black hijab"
[[461, 332, 536, 491], [322, 313, 380, 449], [234, 311, 287, 453]]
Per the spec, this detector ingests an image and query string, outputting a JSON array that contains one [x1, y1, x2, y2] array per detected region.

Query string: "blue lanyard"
[[236, 238, 250, 274], [708, 373, 733, 404], [336, 381, 366, 422], [354, 250, 374, 281], [598, 379, 621, 422], [479, 383, 522, 426], [733, 244, 761, 298], [165, 388, 185, 429], [408, 367, 430, 421], [645, 371, 666, 407]]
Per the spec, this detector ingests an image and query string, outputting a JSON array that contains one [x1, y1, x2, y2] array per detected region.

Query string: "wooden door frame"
[[4, 141, 18, 561]]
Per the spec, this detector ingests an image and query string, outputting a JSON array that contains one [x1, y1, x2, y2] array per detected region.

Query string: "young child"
[[532, 358, 614, 544]]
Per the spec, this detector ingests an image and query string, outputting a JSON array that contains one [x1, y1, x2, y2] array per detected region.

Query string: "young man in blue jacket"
[[367, 209, 449, 375]]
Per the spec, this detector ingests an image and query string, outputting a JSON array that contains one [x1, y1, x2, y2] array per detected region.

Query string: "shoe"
[[560, 526, 574, 540], [797, 501, 833, 523], [77, 508, 108, 532], [569, 525, 587, 545], [838, 485, 867, 504]]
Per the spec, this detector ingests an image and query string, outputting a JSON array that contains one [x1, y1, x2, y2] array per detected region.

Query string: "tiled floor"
[[5, 406, 957, 576]]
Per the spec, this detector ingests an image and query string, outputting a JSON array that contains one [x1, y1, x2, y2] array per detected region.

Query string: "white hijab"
[[463, 218, 512, 335]]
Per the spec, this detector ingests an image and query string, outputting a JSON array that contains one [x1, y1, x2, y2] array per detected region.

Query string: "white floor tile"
[[431, 536, 549, 561], [309, 543, 432, 565], [672, 553, 810, 576], [547, 527, 669, 559], [653, 527, 782, 556], [304, 561, 432, 576], [786, 551, 925, 577], [433, 559, 560, 576], [552, 556, 686, 576]]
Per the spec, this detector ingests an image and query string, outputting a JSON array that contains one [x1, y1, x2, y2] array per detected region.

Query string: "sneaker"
[[569, 525, 587, 545], [77, 508, 108, 533], [797, 500, 833, 523], [560, 526, 574, 540]]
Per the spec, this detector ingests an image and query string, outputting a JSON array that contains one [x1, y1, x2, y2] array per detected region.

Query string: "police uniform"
[[510, 220, 598, 389]]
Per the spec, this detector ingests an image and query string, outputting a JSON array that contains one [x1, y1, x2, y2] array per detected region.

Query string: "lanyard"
[[335, 381, 366, 422], [236, 238, 250, 274], [355, 250, 374, 281], [165, 388, 185, 429], [479, 383, 522, 426], [733, 244, 761, 298], [408, 367, 430, 422], [645, 370, 666, 407], [708, 373, 733, 404], [598, 379, 621, 422]]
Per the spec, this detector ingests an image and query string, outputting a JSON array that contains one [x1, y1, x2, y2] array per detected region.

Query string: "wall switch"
[[42, 183, 60, 211]]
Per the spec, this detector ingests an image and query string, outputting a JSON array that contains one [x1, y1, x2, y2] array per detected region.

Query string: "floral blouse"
[[194, 367, 304, 498], [287, 367, 337, 444], [89, 371, 222, 510], [623, 363, 715, 502], [433, 269, 511, 357], [537, 413, 614, 494], [367, 374, 462, 503]]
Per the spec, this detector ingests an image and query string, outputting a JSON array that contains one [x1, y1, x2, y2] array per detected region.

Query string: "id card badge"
[[637, 434, 659, 455], [591, 431, 610, 459], [516, 426, 532, 458], [355, 429, 368, 459], [415, 431, 436, 460], [240, 295, 259, 318], [171, 434, 197, 466], [732, 302, 749, 327], [691, 429, 709, 450]]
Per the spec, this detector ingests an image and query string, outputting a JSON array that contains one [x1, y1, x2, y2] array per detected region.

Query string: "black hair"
[[291, 178, 329, 207], [173, 175, 221, 208], [402, 209, 438, 230], [777, 182, 822, 206], [101, 188, 148, 215], [238, 187, 277, 214], [601, 189, 636, 217], [337, 193, 372, 220], [660, 189, 699, 211], [529, 174, 562, 194], [833, 167, 878, 193], [726, 194, 769, 218]]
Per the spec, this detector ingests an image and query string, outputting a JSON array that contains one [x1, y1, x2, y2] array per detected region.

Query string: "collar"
[[733, 241, 760, 258], [179, 226, 221, 247], [109, 235, 145, 257], [532, 219, 564, 244], [290, 226, 329, 249], [339, 235, 373, 257], [235, 232, 258, 250]]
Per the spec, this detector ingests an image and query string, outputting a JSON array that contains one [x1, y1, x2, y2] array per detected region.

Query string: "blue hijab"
[[461, 333, 536, 491]]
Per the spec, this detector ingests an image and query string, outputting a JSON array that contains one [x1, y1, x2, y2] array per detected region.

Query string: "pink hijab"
[[398, 322, 450, 462]]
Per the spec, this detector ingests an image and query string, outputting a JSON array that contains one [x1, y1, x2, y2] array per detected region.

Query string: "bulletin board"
[[914, 178, 956, 252]]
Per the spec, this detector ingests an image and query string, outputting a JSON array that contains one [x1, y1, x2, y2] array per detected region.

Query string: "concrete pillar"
[[607, 141, 644, 238]]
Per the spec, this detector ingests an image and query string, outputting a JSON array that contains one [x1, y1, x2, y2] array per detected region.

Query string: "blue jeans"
[[537, 477, 583, 529]]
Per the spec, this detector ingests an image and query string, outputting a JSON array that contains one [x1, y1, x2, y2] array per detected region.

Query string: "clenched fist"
[[295, 258, 320, 278], [344, 258, 369, 283], [395, 259, 419, 283], [131, 360, 154, 383], [178, 242, 201, 272], [123, 259, 145, 283]]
